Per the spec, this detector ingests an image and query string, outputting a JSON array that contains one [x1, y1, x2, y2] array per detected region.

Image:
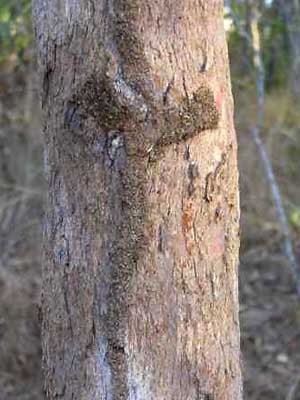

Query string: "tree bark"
[[33, 1, 242, 399]]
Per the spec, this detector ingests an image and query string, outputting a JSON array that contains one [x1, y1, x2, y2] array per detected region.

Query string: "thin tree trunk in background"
[[242, 0, 253, 71], [247, 0, 300, 296], [277, 0, 300, 99], [33, 1, 242, 399]]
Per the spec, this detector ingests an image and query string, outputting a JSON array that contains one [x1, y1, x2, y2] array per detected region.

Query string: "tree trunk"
[[277, 0, 300, 98], [33, 1, 242, 399]]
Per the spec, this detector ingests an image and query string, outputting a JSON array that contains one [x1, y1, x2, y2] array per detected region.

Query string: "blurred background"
[[1, 0, 300, 399]]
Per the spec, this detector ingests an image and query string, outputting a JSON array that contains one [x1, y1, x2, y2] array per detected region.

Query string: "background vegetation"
[[1, 1, 300, 399]]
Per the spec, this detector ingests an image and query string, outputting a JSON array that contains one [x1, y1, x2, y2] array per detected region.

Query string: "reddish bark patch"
[[205, 224, 225, 260], [182, 203, 193, 234], [215, 85, 225, 113]]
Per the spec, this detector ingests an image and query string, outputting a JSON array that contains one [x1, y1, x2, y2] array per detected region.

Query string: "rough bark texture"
[[33, 1, 242, 399]]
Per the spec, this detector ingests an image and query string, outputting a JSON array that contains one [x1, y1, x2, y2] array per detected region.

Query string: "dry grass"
[[0, 67, 43, 400], [236, 79, 300, 399]]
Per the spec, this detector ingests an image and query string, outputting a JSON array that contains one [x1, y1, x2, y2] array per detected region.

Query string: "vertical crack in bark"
[[204, 153, 228, 203], [62, 272, 74, 337], [187, 161, 199, 197]]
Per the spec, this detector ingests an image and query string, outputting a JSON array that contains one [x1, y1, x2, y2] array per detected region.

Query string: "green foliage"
[[226, 0, 291, 90], [261, 8, 289, 88], [225, 1, 246, 49], [0, 0, 32, 65], [289, 207, 300, 229]]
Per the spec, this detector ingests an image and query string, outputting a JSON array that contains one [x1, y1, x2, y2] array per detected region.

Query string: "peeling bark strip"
[[33, 1, 242, 399]]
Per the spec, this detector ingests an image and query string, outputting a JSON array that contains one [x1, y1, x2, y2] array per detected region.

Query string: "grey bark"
[[33, 1, 242, 399]]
